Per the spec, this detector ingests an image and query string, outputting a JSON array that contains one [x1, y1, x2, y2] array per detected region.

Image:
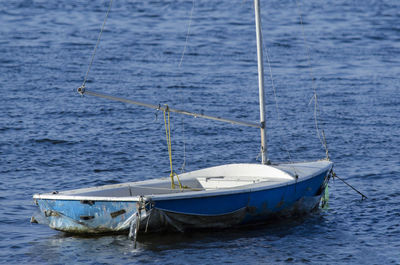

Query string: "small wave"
[[94, 179, 121, 186], [34, 138, 71, 145], [0, 59, 15, 64], [93, 168, 123, 173], [0, 127, 23, 132], [17, 0, 34, 8], [61, 41, 93, 47]]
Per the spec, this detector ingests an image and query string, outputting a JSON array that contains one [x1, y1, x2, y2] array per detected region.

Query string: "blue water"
[[1, 0, 399, 263]]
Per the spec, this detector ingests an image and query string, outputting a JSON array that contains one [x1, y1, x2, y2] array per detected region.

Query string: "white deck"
[[33, 161, 332, 201]]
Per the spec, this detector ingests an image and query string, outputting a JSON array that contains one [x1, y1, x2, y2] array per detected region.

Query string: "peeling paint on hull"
[[33, 169, 330, 234]]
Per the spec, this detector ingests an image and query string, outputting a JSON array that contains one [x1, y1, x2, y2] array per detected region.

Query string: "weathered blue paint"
[[36, 199, 138, 233], [243, 170, 327, 223], [153, 170, 328, 219], [34, 169, 329, 233]]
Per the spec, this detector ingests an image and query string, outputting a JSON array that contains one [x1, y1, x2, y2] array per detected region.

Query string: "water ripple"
[[0, 0, 399, 264]]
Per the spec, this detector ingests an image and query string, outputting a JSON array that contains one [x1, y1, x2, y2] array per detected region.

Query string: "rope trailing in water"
[[129, 196, 149, 248], [331, 170, 368, 200], [163, 106, 183, 190]]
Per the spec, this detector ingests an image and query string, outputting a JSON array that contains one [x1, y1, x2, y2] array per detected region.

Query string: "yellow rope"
[[163, 106, 182, 190]]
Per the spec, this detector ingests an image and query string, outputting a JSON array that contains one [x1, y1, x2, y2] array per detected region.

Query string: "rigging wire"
[[258, 12, 296, 167], [294, 0, 328, 156], [81, 0, 114, 89], [261, 29, 295, 164], [179, 0, 195, 67], [178, 0, 195, 172]]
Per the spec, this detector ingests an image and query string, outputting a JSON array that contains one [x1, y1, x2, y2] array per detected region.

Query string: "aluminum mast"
[[254, 0, 268, 164]]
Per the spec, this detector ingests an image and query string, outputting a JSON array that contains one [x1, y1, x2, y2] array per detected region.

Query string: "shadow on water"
[[138, 213, 326, 251], [26, 210, 335, 264], [38, 210, 329, 249]]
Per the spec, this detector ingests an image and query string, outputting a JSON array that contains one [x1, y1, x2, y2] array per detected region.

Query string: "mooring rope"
[[331, 170, 368, 200]]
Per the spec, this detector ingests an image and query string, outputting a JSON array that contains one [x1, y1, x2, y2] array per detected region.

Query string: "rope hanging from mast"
[[163, 106, 183, 190]]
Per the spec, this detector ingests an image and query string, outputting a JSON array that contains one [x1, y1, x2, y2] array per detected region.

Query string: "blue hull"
[[33, 167, 330, 234], [148, 170, 328, 231]]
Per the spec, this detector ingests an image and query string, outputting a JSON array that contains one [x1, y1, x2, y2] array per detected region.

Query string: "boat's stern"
[[32, 192, 141, 234]]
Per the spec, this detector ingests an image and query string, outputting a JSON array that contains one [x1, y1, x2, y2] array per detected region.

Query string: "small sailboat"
[[32, 0, 333, 237]]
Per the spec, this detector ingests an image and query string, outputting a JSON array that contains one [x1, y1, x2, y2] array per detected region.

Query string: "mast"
[[254, 0, 268, 164]]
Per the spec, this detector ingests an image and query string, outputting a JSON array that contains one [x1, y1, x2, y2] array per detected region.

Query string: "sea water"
[[0, 0, 399, 263]]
